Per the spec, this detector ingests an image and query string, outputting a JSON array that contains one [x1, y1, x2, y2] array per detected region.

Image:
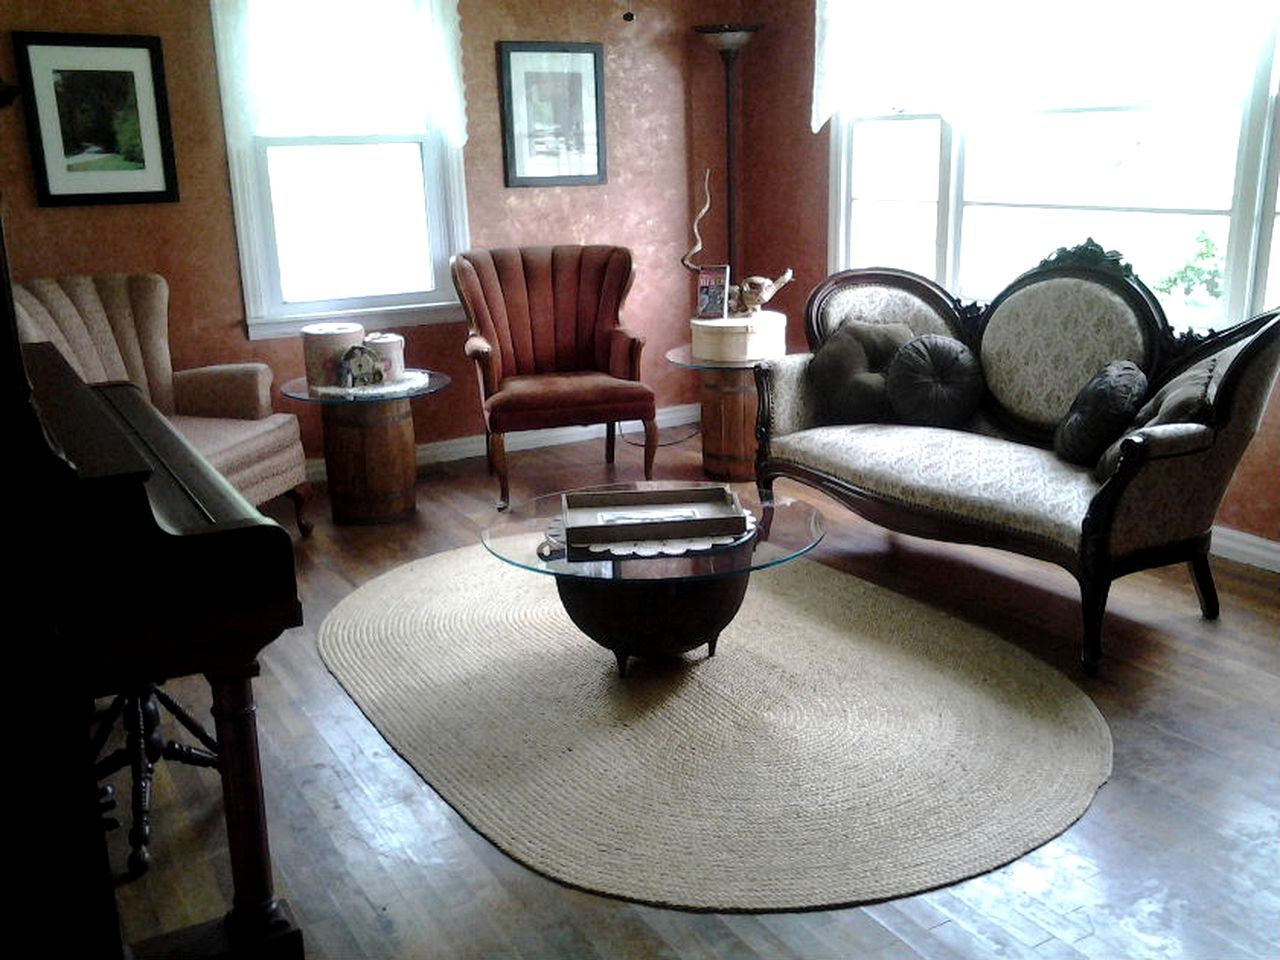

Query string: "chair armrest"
[[465, 334, 500, 397], [757, 353, 820, 438], [173, 364, 273, 420], [609, 328, 645, 380]]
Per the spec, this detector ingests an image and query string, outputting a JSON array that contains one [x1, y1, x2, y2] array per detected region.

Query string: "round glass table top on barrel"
[[481, 481, 825, 676], [280, 369, 451, 404]]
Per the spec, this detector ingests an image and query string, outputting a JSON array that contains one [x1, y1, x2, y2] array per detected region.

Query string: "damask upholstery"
[[13, 274, 310, 531], [981, 277, 1150, 433], [757, 248, 1280, 672], [452, 245, 657, 508]]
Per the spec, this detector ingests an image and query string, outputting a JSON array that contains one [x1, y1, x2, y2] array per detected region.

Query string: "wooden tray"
[[562, 486, 747, 545]]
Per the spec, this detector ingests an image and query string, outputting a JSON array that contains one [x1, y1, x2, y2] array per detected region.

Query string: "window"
[[817, 2, 1280, 330], [211, 0, 469, 339]]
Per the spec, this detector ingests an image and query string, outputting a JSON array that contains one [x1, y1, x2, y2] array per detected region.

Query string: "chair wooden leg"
[[643, 419, 658, 479], [1189, 552, 1220, 620], [285, 483, 313, 538], [605, 422, 616, 464], [492, 432, 510, 510], [484, 429, 496, 475]]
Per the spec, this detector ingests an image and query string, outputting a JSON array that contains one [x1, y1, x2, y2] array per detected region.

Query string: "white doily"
[[306, 369, 432, 398]]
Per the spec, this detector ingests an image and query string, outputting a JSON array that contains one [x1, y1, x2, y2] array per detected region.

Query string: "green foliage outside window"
[[1155, 232, 1224, 304]]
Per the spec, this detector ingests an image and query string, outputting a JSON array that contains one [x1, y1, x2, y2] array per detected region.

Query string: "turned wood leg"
[[1079, 575, 1111, 675], [125, 692, 159, 877], [491, 432, 509, 510], [1189, 553, 1220, 620], [605, 421, 616, 464], [284, 483, 313, 538], [484, 429, 496, 474], [208, 670, 290, 942], [643, 418, 658, 479]]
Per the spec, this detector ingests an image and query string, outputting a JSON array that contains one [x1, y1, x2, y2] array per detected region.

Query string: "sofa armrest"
[[173, 364, 273, 420], [608, 327, 645, 380], [758, 353, 820, 438], [1102, 423, 1215, 477]]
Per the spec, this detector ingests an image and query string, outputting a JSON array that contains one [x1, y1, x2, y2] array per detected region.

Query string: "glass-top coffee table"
[[482, 480, 824, 676]]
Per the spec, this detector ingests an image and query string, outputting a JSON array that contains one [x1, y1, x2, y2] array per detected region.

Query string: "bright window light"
[[266, 142, 433, 304]]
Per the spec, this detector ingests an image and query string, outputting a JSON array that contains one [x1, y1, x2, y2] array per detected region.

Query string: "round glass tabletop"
[[280, 369, 451, 404], [664, 344, 782, 371], [482, 480, 824, 583]]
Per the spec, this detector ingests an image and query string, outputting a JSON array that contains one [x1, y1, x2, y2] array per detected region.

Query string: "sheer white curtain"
[[812, 0, 1273, 129], [211, 0, 466, 147]]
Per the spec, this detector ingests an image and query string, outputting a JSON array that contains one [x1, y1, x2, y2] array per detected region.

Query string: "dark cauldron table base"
[[556, 571, 751, 677], [481, 482, 823, 677]]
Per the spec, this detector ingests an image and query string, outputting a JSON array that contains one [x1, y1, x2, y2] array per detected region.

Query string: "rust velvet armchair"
[[451, 245, 657, 508]]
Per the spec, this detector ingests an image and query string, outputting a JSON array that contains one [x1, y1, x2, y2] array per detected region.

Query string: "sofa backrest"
[[804, 268, 964, 351], [977, 243, 1169, 444], [12, 274, 175, 414]]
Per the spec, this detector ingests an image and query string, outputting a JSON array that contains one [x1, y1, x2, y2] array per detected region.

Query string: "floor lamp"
[[694, 23, 762, 283]]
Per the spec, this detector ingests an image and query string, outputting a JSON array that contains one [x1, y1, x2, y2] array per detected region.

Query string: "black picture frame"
[[497, 41, 606, 188], [12, 31, 179, 207]]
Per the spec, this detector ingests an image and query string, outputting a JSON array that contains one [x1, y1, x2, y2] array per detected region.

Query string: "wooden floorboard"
[[98, 435, 1279, 959]]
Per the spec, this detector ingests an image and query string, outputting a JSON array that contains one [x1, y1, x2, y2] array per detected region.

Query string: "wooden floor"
[[104, 434, 1280, 960]]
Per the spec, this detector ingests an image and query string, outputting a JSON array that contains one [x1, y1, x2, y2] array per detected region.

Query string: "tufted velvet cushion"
[[886, 334, 984, 427], [807, 321, 914, 424], [1094, 354, 1219, 479], [1053, 360, 1147, 466]]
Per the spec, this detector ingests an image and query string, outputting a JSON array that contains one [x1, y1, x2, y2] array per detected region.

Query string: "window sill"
[[247, 300, 466, 341]]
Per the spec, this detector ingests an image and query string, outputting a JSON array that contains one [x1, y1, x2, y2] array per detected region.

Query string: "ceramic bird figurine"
[[733, 268, 794, 314]]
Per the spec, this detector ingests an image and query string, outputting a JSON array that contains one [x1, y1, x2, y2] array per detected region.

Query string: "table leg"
[[321, 398, 417, 524], [699, 367, 757, 481]]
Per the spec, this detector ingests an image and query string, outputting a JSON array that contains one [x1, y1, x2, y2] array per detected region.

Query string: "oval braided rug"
[[318, 544, 1111, 911]]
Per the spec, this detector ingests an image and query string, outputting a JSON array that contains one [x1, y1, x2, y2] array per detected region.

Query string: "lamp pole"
[[695, 24, 761, 284]]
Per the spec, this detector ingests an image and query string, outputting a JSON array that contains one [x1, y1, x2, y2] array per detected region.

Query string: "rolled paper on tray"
[[302, 321, 365, 387]]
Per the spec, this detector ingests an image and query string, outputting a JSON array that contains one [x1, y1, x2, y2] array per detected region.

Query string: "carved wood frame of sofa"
[[754, 242, 1280, 671], [13, 274, 311, 533]]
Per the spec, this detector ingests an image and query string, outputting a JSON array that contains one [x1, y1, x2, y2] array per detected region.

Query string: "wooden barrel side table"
[[281, 370, 451, 524], [666, 344, 784, 482]]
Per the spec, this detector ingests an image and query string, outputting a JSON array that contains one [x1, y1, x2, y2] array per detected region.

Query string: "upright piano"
[[6, 229, 304, 957]]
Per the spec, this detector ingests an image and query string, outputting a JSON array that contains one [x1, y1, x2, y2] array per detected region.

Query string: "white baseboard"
[[1211, 525, 1280, 572], [304, 402, 700, 482]]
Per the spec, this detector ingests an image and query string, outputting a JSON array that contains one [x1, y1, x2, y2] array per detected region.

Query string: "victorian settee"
[[13, 274, 310, 532], [754, 242, 1280, 671]]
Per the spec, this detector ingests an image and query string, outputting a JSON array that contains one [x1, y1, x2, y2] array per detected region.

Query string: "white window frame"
[[829, 49, 1280, 327]]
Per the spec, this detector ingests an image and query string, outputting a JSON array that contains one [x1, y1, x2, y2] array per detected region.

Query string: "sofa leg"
[[1189, 553, 1220, 620], [1079, 575, 1110, 675], [642, 419, 657, 479], [605, 422, 616, 465], [492, 433, 510, 511], [285, 484, 313, 538]]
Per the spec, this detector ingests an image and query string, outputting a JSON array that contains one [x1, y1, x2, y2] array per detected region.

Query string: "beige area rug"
[[318, 544, 1112, 911]]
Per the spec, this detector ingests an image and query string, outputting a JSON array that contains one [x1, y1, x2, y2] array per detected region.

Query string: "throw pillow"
[[807, 321, 914, 424], [885, 334, 985, 428], [1053, 361, 1148, 467], [1093, 355, 1218, 480]]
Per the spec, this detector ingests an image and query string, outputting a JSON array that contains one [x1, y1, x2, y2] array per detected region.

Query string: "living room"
[[2, 1, 1277, 958]]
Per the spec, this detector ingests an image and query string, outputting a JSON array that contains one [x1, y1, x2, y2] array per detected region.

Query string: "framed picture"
[[12, 32, 179, 206], [497, 41, 606, 188], [697, 265, 730, 319]]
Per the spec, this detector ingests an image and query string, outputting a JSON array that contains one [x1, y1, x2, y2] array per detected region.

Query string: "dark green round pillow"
[[1054, 361, 1148, 467], [885, 334, 984, 427]]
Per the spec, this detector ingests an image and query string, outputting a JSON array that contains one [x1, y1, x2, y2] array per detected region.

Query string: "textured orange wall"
[[0, 0, 737, 457], [1, 0, 1274, 541]]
